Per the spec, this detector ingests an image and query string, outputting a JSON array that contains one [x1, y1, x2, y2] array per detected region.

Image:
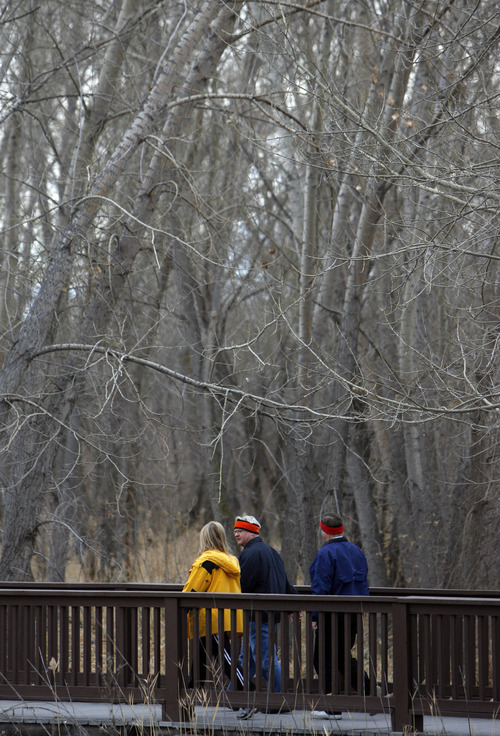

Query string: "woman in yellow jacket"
[[183, 521, 244, 689]]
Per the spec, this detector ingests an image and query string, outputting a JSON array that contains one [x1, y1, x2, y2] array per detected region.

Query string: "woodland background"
[[0, 0, 499, 588]]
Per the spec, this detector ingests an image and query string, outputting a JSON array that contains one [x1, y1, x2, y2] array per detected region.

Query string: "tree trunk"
[[322, 1, 421, 513], [346, 420, 389, 586], [0, 0, 239, 580]]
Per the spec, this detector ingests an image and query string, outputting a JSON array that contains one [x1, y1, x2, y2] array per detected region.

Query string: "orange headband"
[[234, 520, 260, 534], [320, 521, 343, 535]]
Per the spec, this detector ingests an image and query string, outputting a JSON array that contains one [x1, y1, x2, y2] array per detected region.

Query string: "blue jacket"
[[309, 537, 369, 597]]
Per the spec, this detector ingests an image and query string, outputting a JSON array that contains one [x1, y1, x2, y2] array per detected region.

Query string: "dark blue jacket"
[[309, 537, 369, 597], [239, 536, 296, 597]]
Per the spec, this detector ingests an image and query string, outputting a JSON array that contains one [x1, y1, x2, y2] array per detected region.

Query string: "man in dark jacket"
[[234, 514, 296, 714], [309, 513, 369, 716]]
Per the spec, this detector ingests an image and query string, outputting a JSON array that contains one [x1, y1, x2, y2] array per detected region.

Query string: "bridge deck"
[[0, 585, 498, 733], [0, 701, 497, 735]]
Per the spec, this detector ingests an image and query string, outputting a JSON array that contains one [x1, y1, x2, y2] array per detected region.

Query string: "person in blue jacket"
[[309, 513, 369, 712], [233, 514, 296, 717]]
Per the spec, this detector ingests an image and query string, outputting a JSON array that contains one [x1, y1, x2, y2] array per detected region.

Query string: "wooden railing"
[[0, 584, 497, 732]]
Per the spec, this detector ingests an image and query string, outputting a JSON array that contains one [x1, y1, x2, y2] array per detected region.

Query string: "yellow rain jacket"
[[183, 549, 243, 638]]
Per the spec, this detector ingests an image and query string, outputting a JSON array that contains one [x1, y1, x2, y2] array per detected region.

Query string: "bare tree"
[[0, 0, 499, 588]]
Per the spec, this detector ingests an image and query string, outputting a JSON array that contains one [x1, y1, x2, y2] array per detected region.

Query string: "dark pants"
[[313, 613, 368, 693], [189, 633, 245, 690]]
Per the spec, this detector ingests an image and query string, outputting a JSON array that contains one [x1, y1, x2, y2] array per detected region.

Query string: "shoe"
[[311, 710, 342, 719], [236, 707, 258, 720]]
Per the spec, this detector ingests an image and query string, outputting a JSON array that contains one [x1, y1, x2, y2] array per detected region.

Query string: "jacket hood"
[[197, 549, 241, 578]]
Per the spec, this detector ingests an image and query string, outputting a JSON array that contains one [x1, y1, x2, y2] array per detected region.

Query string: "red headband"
[[234, 520, 260, 534], [320, 521, 344, 536]]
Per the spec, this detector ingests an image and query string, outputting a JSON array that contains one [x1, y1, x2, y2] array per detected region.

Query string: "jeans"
[[240, 620, 281, 692]]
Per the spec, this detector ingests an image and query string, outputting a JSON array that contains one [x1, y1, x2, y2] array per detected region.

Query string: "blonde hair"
[[199, 521, 230, 555]]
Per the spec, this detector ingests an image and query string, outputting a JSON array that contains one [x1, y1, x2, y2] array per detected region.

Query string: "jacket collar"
[[325, 536, 347, 544], [244, 535, 262, 549]]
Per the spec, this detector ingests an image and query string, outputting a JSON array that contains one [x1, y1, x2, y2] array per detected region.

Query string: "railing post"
[[392, 599, 423, 732], [115, 605, 131, 689], [163, 594, 184, 722]]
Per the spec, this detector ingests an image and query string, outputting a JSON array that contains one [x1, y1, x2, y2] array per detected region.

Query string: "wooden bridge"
[[0, 583, 498, 733]]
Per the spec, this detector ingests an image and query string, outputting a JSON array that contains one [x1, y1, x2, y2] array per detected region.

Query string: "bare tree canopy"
[[0, 0, 499, 587]]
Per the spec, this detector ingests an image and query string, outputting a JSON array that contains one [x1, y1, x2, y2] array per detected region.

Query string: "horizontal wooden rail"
[[0, 586, 497, 732], [0, 582, 499, 597]]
